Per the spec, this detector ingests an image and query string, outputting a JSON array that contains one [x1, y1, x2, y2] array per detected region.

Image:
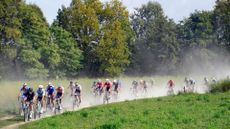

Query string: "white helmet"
[[38, 85, 43, 88], [113, 79, 117, 83], [106, 79, 109, 82], [48, 82, 52, 85]]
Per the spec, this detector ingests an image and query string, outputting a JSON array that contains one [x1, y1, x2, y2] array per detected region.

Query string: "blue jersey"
[[20, 86, 29, 96], [46, 86, 55, 95]]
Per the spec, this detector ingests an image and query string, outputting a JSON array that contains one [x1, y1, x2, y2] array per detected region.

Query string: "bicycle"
[[54, 98, 62, 115], [103, 91, 110, 104], [72, 95, 80, 110], [46, 95, 53, 112], [34, 100, 42, 119], [167, 87, 174, 96], [23, 101, 33, 122]]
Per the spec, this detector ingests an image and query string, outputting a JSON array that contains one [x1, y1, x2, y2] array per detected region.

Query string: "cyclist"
[[91, 81, 97, 96], [18, 83, 29, 115], [143, 80, 147, 93], [55, 84, 64, 109], [96, 79, 103, 95], [211, 77, 217, 84], [68, 81, 75, 96], [184, 77, 189, 87], [149, 79, 155, 87], [36, 85, 45, 113], [189, 78, 195, 92], [204, 77, 209, 86], [74, 82, 82, 104], [131, 80, 138, 96], [46, 82, 55, 109], [113, 80, 119, 94], [24, 87, 35, 118], [104, 79, 112, 92], [103, 79, 112, 103], [167, 80, 175, 95]]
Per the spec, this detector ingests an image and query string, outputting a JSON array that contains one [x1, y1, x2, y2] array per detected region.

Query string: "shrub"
[[210, 79, 230, 93]]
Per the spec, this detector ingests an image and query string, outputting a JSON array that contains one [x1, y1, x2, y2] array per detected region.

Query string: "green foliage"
[[0, 0, 22, 45], [210, 79, 230, 93], [19, 49, 48, 79], [50, 25, 83, 77], [130, 1, 179, 74], [55, 0, 131, 76], [214, 0, 230, 47], [20, 92, 230, 129], [96, 20, 129, 76]]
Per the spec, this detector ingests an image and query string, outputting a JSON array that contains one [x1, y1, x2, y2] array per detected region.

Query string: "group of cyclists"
[[91, 79, 121, 102], [17, 75, 229, 120], [18, 82, 66, 119]]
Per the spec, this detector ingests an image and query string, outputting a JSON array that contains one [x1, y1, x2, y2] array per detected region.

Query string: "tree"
[[0, 0, 21, 45], [214, 0, 230, 48], [177, 10, 216, 49], [130, 1, 179, 74], [50, 24, 83, 77], [19, 3, 60, 78], [96, 20, 129, 76]]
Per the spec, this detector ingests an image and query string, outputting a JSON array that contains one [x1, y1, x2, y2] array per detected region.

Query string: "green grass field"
[[19, 91, 230, 129]]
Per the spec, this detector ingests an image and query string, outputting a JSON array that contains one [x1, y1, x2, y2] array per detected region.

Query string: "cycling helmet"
[[23, 83, 27, 86], [113, 79, 117, 83], [38, 85, 43, 88], [29, 88, 33, 92], [106, 79, 109, 82], [98, 79, 101, 82], [48, 82, 52, 86]]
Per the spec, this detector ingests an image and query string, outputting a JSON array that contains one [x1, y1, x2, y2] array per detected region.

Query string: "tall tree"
[[50, 24, 83, 77], [0, 0, 22, 79], [214, 0, 230, 48], [19, 3, 60, 78], [130, 2, 179, 74]]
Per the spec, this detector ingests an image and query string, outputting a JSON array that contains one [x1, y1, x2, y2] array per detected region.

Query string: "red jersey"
[[96, 82, 103, 88], [104, 82, 112, 91], [167, 80, 174, 88]]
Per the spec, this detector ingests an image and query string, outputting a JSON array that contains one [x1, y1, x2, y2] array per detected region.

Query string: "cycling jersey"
[[113, 82, 119, 91], [168, 80, 174, 88], [36, 88, 45, 97], [75, 85, 82, 93], [46, 85, 55, 95], [96, 82, 103, 88], [104, 82, 112, 92], [56, 86, 64, 93], [69, 84, 75, 90], [132, 81, 138, 89], [25, 91, 35, 101], [20, 86, 29, 95]]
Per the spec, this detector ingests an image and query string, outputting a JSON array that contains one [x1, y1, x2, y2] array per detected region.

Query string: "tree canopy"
[[0, 0, 229, 79]]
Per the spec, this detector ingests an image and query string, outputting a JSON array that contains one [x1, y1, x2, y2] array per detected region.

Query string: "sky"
[[25, 0, 216, 25]]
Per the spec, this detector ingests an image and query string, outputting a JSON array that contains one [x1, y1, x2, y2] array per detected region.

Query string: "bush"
[[210, 79, 230, 93]]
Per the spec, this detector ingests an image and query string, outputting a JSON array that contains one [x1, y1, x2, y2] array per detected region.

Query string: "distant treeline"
[[0, 0, 229, 79]]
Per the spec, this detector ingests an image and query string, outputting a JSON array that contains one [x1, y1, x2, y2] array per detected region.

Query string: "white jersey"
[[75, 85, 82, 92], [36, 88, 45, 97], [69, 84, 75, 90]]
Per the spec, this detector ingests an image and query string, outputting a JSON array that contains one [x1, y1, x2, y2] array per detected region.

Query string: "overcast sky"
[[26, 0, 216, 25]]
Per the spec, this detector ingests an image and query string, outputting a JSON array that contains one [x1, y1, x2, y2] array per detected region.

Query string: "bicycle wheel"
[[24, 107, 28, 122]]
